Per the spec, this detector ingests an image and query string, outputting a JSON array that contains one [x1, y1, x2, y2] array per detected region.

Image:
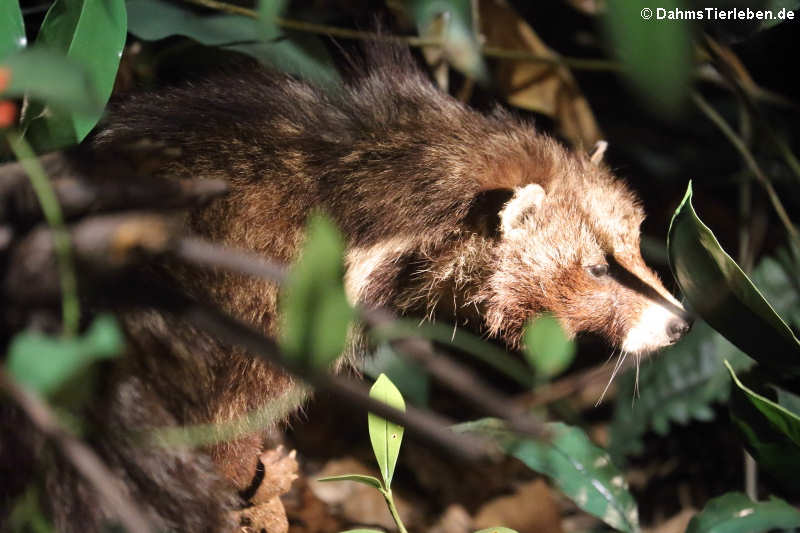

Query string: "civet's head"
[[475, 142, 691, 357]]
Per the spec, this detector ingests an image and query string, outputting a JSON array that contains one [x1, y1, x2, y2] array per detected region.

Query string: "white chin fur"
[[622, 301, 682, 356]]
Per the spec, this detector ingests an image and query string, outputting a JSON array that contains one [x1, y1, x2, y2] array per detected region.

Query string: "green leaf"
[[340, 530, 386, 533], [474, 529, 519, 533], [667, 183, 800, 373], [1, 48, 101, 114], [523, 314, 576, 378], [604, 0, 692, 116], [126, 0, 338, 87], [23, 0, 126, 151], [6, 315, 124, 396], [368, 374, 406, 489], [363, 343, 430, 406], [407, 0, 487, 81], [686, 492, 800, 533], [725, 361, 800, 489], [279, 215, 354, 370], [457, 419, 640, 533], [316, 474, 383, 490], [0, 0, 25, 60]]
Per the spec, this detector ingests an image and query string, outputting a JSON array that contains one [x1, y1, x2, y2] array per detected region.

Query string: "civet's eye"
[[588, 264, 609, 278]]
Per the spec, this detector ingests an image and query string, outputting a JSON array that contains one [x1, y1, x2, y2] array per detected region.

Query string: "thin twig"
[[0, 371, 153, 533], [515, 364, 608, 409], [692, 92, 798, 243], [184, 304, 497, 461], [6, 132, 80, 336]]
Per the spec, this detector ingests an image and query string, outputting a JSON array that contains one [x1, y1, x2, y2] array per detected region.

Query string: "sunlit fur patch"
[[622, 300, 683, 355], [344, 236, 412, 304]]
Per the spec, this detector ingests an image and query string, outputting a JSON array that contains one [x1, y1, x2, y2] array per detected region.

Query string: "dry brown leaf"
[[473, 479, 563, 533], [430, 504, 473, 533], [308, 458, 420, 530], [479, 0, 602, 148]]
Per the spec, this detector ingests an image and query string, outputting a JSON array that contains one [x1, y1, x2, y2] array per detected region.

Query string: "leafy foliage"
[[668, 183, 800, 374], [686, 492, 800, 533], [604, 0, 691, 116], [368, 373, 406, 488], [280, 214, 355, 370], [0, 1, 25, 59], [22, 0, 127, 151], [726, 362, 800, 490], [523, 313, 576, 379], [6, 315, 124, 396], [126, 0, 338, 86], [457, 419, 641, 533]]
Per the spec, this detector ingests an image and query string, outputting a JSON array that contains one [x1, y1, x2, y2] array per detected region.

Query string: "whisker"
[[596, 349, 629, 406]]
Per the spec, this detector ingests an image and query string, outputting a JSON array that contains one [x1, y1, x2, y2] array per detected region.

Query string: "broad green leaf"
[[316, 474, 383, 490], [368, 374, 406, 488], [258, 0, 288, 30], [1, 48, 100, 114], [611, 250, 800, 461], [604, 0, 691, 116], [457, 419, 640, 533], [24, 0, 126, 151], [474, 529, 519, 533], [774, 386, 800, 417], [6, 315, 124, 396], [126, 0, 338, 87], [668, 183, 800, 373], [523, 314, 576, 378], [407, 0, 487, 81], [725, 361, 800, 488], [0, 1, 25, 60], [363, 343, 430, 406], [280, 215, 354, 370], [686, 492, 800, 533]]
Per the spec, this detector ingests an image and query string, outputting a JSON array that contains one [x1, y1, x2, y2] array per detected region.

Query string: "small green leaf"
[[667, 183, 800, 373], [407, 0, 487, 81], [686, 492, 800, 533], [725, 361, 800, 488], [317, 474, 383, 490], [6, 315, 124, 396], [368, 374, 406, 489], [279, 214, 355, 370], [457, 419, 640, 533], [1, 48, 101, 114], [474, 528, 519, 533], [0, 1, 25, 60], [523, 314, 576, 378], [604, 0, 691, 116], [23, 0, 126, 151]]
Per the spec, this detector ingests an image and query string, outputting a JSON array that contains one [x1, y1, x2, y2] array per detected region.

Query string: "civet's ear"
[[589, 140, 608, 165], [499, 183, 546, 236], [465, 188, 515, 239]]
